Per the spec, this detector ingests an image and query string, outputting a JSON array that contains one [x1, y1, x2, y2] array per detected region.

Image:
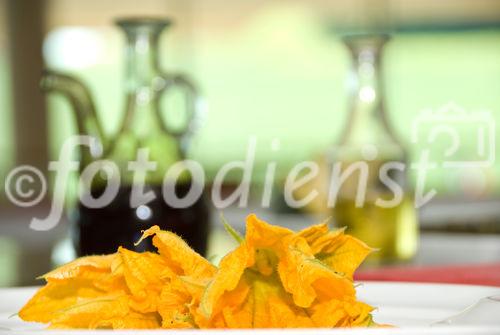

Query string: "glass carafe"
[[330, 34, 418, 264], [41, 18, 209, 256]]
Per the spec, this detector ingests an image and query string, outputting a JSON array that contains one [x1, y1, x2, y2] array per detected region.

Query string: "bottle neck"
[[346, 35, 387, 117], [340, 35, 395, 148], [124, 29, 161, 92], [108, 19, 183, 184]]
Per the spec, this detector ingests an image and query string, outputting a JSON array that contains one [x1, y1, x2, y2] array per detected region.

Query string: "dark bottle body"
[[73, 184, 209, 256]]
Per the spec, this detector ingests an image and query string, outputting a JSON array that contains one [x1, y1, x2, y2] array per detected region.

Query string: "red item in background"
[[354, 263, 500, 287]]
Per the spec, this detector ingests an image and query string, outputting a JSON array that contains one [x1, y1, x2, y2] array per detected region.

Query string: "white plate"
[[1, 282, 499, 334]]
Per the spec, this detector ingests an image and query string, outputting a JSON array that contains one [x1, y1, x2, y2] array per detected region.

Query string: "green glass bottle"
[[41, 18, 209, 256], [330, 34, 418, 264]]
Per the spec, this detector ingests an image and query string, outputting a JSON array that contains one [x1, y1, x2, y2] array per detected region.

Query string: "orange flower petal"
[[298, 224, 373, 279], [278, 239, 355, 307], [19, 281, 99, 323], [309, 297, 374, 328], [199, 242, 253, 318], [118, 247, 171, 293], [245, 214, 294, 250], [138, 225, 216, 279], [48, 295, 130, 329], [221, 274, 313, 328], [41, 254, 116, 281], [317, 235, 373, 279]]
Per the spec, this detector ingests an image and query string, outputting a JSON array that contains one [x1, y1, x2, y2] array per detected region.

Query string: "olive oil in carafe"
[[333, 195, 417, 264], [331, 159, 418, 264]]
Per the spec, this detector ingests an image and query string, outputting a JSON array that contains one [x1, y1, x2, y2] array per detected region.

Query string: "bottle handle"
[[156, 73, 204, 147]]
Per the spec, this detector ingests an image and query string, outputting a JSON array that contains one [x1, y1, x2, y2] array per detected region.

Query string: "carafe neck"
[[117, 18, 170, 92], [346, 34, 387, 116], [339, 34, 396, 148]]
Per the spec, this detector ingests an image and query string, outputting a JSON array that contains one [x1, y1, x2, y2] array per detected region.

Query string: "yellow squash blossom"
[[19, 252, 161, 329], [197, 214, 375, 328], [19, 228, 214, 329], [19, 214, 379, 329]]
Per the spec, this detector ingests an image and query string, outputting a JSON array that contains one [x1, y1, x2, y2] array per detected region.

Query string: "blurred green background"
[[1, 1, 499, 198], [37, 4, 500, 198]]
